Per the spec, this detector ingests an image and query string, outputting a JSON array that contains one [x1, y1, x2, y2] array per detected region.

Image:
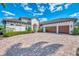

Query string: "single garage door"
[[46, 26, 56, 33], [59, 26, 69, 34]]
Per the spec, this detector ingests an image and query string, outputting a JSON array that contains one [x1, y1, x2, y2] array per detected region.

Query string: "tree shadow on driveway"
[[4, 41, 63, 56]]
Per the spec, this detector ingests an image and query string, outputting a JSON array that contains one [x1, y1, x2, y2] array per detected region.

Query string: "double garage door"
[[46, 26, 69, 34]]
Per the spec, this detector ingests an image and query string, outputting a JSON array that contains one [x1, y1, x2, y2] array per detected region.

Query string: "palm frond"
[[1, 3, 6, 8]]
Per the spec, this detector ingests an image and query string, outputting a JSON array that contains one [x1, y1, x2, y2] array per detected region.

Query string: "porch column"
[[31, 25, 33, 31], [43, 26, 46, 32], [69, 25, 74, 34], [69, 25, 72, 34], [56, 25, 59, 34]]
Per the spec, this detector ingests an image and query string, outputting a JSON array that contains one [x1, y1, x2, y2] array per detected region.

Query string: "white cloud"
[[49, 3, 63, 12], [48, 3, 72, 13], [39, 18, 47, 22], [70, 12, 79, 17], [39, 6, 46, 12], [51, 6, 63, 13], [33, 13, 43, 16], [49, 3, 64, 7], [24, 6, 32, 10], [54, 6, 62, 12], [2, 10, 15, 16], [36, 3, 46, 12], [64, 3, 72, 9], [21, 3, 32, 11], [49, 3, 55, 11]]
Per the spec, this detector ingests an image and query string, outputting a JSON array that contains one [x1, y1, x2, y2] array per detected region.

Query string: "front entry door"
[[33, 25, 38, 32], [33, 26, 37, 32]]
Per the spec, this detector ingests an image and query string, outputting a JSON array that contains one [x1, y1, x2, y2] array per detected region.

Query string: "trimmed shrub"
[[3, 31, 27, 37], [3, 26, 34, 37], [3, 28, 34, 37]]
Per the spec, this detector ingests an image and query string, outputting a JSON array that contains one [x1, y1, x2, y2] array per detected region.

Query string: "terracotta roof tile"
[[41, 18, 77, 25]]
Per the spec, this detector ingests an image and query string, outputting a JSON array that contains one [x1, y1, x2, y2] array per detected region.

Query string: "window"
[[11, 24, 14, 25]]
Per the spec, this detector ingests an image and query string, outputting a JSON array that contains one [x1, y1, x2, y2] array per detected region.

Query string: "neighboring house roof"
[[3, 19, 22, 23], [40, 18, 77, 25], [19, 17, 31, 23], [19, 17, 30, 20]]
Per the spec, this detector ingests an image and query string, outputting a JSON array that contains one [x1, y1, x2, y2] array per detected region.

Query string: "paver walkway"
[[0, 35, 3, 40], [0, 33, 79, 56]]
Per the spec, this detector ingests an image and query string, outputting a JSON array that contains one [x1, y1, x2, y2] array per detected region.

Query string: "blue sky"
[[0, 3, 79, 23]]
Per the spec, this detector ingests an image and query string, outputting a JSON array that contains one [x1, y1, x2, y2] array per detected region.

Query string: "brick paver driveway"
[[0, 33, 79, 56]]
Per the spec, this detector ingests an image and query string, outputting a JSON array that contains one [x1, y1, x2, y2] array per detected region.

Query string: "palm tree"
[[0, 3, 6, 8]]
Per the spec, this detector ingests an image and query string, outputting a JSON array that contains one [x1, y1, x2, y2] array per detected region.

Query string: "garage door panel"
[[46, 26, 56, 33], [59, 26, 69, 34]]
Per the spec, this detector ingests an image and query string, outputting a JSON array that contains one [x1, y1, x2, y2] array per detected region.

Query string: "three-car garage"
[[41, 18, 77, 34]]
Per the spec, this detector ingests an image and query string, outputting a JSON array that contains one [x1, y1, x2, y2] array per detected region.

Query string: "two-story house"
[[3, 17, 78, 34], [3, 17, 39, 32]]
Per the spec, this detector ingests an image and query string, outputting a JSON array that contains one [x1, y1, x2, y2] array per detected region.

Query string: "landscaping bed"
[[3, 30, 33, 37]]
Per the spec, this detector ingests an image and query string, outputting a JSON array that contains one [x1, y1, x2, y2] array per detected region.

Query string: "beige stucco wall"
[[5, 22, 28, 32]]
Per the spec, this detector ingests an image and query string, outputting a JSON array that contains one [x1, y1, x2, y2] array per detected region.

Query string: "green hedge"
[[72, 26, 79, 35], [3, 30, 33, 37]]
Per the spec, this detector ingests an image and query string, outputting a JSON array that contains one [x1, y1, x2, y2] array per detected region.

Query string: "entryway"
[[33, 24, 39, 32]]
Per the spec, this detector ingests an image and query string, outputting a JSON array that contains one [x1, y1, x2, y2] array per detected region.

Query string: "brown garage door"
[[46, 26, 56, 33], [59, 26, 69, 34]]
